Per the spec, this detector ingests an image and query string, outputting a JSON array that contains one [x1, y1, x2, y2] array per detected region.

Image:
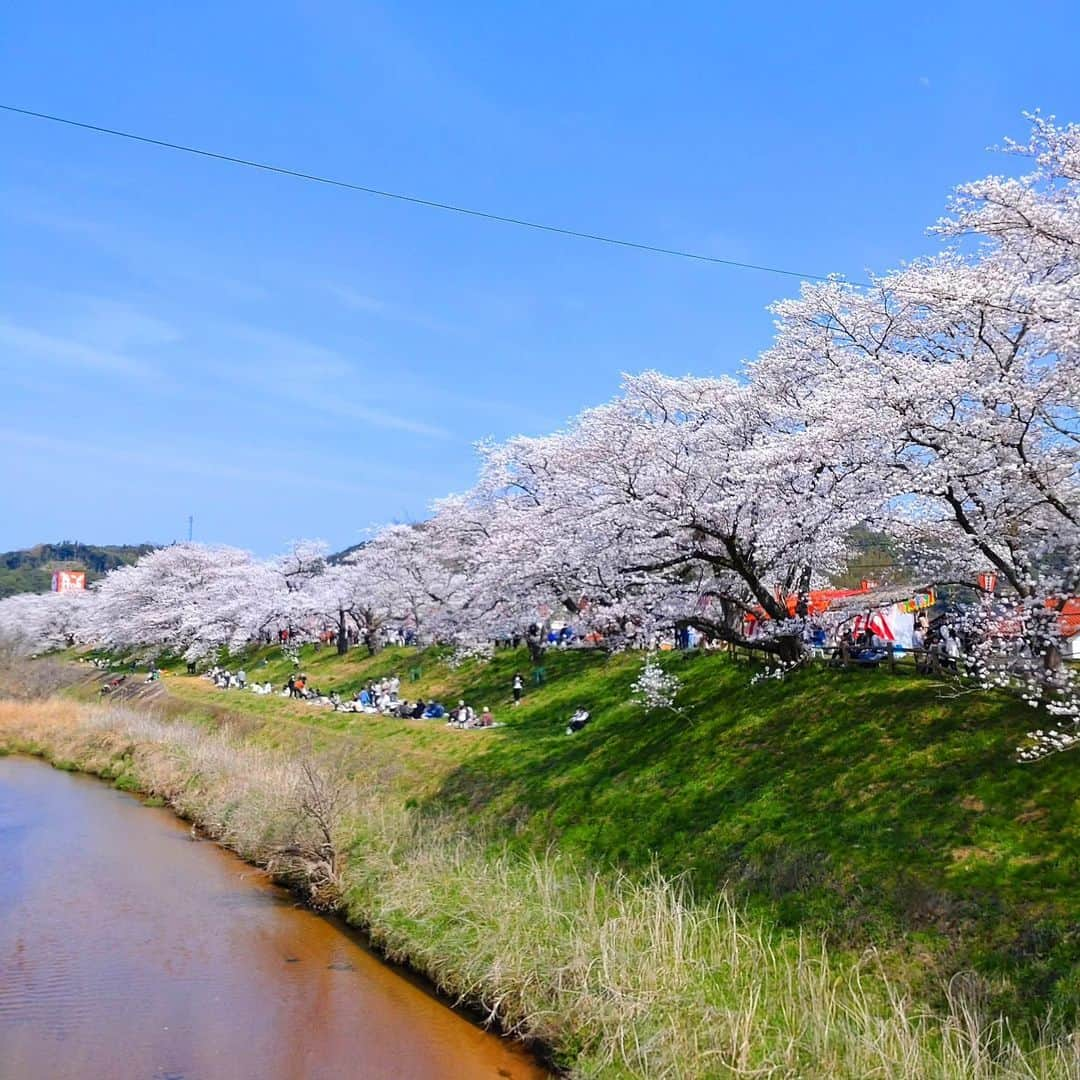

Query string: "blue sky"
[[3, 2, 1080, 555]]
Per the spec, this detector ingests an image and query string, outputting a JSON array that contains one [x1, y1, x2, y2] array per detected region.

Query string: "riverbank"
[[0, 753, 546, 1080], [127, 643, 1080, 1031], [2, 692, 1077, 1078]]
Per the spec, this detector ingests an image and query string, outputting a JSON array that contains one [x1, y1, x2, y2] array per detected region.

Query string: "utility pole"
[[187, 515, 194, 542]]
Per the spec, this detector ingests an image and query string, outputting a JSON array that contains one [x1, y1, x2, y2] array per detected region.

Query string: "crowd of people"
[[827, 611, 966, 672], [199, 655, 607, 741], [201, 666, 505, 729], [207, 665, 251, 690]]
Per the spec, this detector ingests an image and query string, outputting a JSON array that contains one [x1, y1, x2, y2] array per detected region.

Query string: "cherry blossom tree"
[[631, 654, 683, 714], [465, 371, 863, 658], [81, 543, 270, 661], [0, 114, 1075, 748], [750, 114, 1080, 721], [0, 588, 90, 655]]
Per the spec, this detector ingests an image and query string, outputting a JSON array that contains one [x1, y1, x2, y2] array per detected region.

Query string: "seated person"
[[449, 701, 475, 727], [423, 701, 445, 719], [566, 708, 591, 734], [410, 700, 426, 719], [477, 706, 494, 727]]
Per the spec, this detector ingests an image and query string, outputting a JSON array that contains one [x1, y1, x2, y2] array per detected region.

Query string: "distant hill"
[[831, 526, 915, 590], [328, 540, 368, 564], [0, 541, 156, 598]]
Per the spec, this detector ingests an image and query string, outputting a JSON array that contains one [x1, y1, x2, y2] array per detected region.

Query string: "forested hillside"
[[0, 542, 155, 598]]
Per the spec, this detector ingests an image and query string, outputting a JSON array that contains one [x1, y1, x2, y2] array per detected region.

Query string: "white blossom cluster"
[[630, 655, 682, 713], [749, 657, 805, 686], [1018, 726, 1080, 763], [447, 641, 496, 669]]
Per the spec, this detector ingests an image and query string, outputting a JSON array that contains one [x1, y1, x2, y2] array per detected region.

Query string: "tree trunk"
[[336, 609, 349, 656], [776, 633, 802, 664]]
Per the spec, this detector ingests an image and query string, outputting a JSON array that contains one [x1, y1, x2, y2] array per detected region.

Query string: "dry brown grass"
[[3, 699, 1079, 1079], [0, 652, 87, 701]]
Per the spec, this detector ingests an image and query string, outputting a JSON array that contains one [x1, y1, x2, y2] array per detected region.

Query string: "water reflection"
[[0, 756, 547, 1080]]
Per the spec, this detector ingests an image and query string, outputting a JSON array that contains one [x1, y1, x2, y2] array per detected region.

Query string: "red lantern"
[[977, 571, 998, 593]]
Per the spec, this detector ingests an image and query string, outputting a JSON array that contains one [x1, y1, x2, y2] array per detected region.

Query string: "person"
[[566, 708, 590, 735], [512, 673, 524, 706], [286, 674, 296, 697], [450, 700, 475, 728], [237, 669, 247, 690], [941, 625, 961, 671], [424, 701, 445, 719], [478, 706, 494, 728], [411, 700, 426, 719]]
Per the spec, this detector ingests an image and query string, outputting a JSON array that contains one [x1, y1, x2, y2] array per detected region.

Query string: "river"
[[0, 756, 548, 1080]]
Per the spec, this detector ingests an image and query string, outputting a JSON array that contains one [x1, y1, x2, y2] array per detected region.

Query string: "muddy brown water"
[[0, 756, 549, 1080]]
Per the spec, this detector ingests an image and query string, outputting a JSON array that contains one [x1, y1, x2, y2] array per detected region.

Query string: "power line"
[[1, 103, 854, 284]]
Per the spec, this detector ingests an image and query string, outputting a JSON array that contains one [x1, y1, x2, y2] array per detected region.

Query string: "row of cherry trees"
[[0, 531, 468, 662], [1, 114, 1077, 714]]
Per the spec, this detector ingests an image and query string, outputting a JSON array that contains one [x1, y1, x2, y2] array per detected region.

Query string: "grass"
[[121, 641, 1080, 1029], [3, 695, 1079, 1078]]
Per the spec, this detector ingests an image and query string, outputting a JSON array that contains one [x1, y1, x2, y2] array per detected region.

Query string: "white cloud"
[[0, 428, 403, 496], [325, 282, 460, 336], [211, 323, 451, 438], [0, 320, 148, 376], [326, 285, 389, 314], [0, 297, 185, 381]]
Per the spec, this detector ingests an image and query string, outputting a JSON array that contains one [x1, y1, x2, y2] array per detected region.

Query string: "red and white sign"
[[977, 571, 998, 593], [853, 605, 916, 648], [51, 571, 86, 593]]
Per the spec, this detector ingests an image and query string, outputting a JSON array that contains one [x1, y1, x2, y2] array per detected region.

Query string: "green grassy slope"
[[147, 642, 1080, 1026]]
